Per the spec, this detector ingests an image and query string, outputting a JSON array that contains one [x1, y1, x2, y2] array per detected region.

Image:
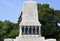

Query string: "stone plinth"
[[4, 39, 13, 41], [4, 37, 56, 41], [47, 39, 56, 41], [15, 36, 45, 41]]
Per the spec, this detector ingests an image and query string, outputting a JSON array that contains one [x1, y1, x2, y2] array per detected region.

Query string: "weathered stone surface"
[[20, 1, 41, 26]]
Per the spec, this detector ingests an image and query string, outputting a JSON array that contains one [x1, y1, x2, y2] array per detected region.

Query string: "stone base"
[[4, 36, 56, 41], [15, 36, 45, 41]]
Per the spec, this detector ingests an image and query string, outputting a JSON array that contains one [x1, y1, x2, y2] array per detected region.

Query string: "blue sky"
[[0, 0, 60, 23]]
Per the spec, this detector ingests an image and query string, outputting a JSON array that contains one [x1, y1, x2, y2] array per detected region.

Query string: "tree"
[[37, 4, 59, 39], [17, 12, 22, 25], [0, 20, 19, 41]]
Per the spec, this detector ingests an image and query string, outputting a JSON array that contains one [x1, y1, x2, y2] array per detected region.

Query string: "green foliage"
[[8, 29, 19, 38], [37, 4, 60, 40], [0, 20, 19, 41], [17, 12, 22, 25]]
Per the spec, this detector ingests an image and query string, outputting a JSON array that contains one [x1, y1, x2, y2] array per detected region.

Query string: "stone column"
[[19, 26, 22, 37], [39, 26, 41, 35], [31, 26, 33, 35], [27, 26, 29, 35], [29, 26, 31, 34], [24, 26, 26, 35], [25, 26, 27, 35], [35, 26, 37, 35], [37, 26, 39, 35], [33, 26, 35, 34]]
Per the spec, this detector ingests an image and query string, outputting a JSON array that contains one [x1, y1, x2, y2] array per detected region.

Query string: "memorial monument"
[[4, 0, 56, 41]]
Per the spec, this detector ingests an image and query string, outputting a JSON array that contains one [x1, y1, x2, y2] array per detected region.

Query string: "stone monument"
[[4, 0, 56, 41]]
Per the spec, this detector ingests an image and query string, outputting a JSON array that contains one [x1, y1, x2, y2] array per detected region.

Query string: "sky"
[[0, 0, 60, 23]]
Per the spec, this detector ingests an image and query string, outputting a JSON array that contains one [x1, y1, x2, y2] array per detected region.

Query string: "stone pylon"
[[19, 1, 41, 37]]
